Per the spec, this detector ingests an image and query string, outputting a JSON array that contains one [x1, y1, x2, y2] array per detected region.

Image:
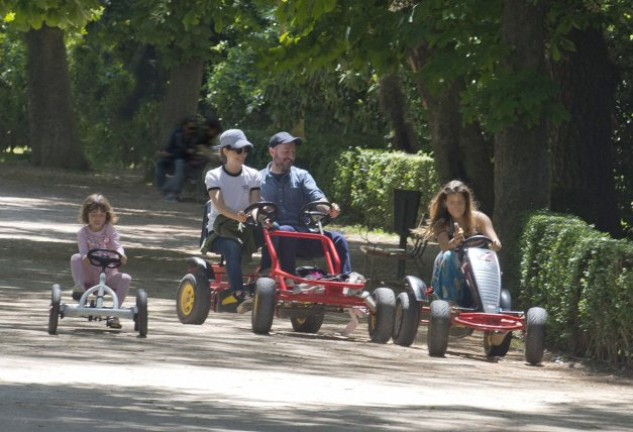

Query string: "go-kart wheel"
[[500, 289, 512, 311], [393, 291, 420, 347], [428, 300, 450, 357], [290, 312, 325, 333], [176, 273, 211, 325], [484, 331, 512, 357], [48, 284, 61, 335], [368, 287, 396, 343], [525, 307, 547, 365], [135, 289, 148, 337], [252, 277, 276, 334]]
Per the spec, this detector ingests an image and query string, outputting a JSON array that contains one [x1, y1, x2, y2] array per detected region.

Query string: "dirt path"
[[1, 162, 632, 431]]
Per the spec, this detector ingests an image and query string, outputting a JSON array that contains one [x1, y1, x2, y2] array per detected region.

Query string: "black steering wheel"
[[87, 249, 123, 269], [243, 202, 278, 227], [459, 234, 493, 249], [299, 201, 332, 229]]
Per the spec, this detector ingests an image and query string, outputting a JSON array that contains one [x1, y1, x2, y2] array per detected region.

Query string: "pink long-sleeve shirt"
[[77, 222, 125, 259]]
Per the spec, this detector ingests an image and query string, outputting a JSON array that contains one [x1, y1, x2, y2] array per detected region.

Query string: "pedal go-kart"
[[48, 248, 148, 337], [175, 202, 274, 322], [391, 235, 547, 365], [176, 201, 396, 343]]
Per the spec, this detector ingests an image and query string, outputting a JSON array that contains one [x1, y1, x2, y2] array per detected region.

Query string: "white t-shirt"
[[204, 165, 261, 231]]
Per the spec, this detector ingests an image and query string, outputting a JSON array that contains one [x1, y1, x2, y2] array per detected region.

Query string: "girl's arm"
[[209, 189, 247, 223], [249, 188, 261, 204], [77, 227, 90, 261], [476, 211, 502, 251], [108, 224, 127, 264]]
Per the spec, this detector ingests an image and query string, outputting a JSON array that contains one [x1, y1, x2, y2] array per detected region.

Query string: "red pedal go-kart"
[[392, 235, 547, 365], [176, 201, 396, 342]]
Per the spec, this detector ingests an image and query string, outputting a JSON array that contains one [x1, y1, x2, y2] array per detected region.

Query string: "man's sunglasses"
[[228, 147, 250, 154]]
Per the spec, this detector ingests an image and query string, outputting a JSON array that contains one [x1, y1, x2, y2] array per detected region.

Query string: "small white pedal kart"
[[48, 248, 148, 337]]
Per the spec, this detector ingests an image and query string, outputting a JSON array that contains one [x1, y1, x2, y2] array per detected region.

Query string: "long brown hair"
[[78, 194, 118, 225], [424, 180, 477, 239]]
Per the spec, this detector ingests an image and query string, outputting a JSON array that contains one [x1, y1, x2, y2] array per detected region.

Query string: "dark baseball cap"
[[269, 131, 303, 148]]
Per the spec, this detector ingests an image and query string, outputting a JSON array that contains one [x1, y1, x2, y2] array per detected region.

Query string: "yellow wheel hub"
[[179, 282, 195, 316]]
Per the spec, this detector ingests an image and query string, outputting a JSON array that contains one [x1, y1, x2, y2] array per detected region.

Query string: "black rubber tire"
[[368, 287, 396, 344], [290, 312, 325, 333], [252, 277, 276, 334], [484, 331, 512, 357], [428, 300, 450, 357], [500, 289, 512, 311], [525, 307, 547, 365], [393, 291, 420, 347], [48, 284, 61, 335], [136, 289, 148, 337], [176, 273, 211, 325]]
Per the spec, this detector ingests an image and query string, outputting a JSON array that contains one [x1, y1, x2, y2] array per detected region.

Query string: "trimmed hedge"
[[331, 148, 438, 230], [520, 211, 633, 368]]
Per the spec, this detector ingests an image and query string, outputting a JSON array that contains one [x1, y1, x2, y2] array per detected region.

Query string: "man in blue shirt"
[[259, 131, 352, 277]]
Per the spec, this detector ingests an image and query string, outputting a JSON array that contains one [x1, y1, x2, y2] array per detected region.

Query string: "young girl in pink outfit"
[[70, 194, 131, 328]]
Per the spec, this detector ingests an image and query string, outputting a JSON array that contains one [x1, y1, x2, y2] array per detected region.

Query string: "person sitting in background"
[[423, 179, 502, 306], [192, 115, 223, 170], [191, 115, 223, 196], [154, 116, 199, 202]]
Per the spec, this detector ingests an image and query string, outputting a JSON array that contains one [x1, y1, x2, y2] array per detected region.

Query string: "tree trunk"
[[378, 73, 420, 154], [549, 28, 621, 236], [495, 0, 550, 291], [408, 45, 495, 213], [25, 25, 88, 169], [158, 59, 205, 150]]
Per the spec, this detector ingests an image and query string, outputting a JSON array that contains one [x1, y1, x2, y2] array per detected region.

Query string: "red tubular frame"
[[417, 305, 525, 332], [201, 225, 367, 309], [261, 227, 366, 307], [451, 312, 525, 332]]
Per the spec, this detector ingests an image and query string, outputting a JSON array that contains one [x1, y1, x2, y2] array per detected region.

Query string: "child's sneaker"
[[71, 285, 85, 301], [106, 317, 122, 329]]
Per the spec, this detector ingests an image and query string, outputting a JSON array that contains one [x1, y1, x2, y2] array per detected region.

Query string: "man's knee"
[[328, 231, 349, 249]]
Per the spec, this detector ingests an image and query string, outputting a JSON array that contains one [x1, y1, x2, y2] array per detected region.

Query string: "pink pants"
[[70, 253, 131, 306]]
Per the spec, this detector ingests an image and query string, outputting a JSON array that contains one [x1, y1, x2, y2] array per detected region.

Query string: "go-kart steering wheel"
[[299, 200, 332, 229], [459, 234, 493, 249], [243, 202, 278, 227], [87, 248, 123, 269]]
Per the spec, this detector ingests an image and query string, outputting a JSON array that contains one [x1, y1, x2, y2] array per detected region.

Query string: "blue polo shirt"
[[259, 164, 325, 226]]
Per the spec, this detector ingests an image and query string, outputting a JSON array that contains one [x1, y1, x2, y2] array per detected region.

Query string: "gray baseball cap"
[[215, 129, 253, 150]]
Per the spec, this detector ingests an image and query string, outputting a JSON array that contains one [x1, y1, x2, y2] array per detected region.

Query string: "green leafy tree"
[[0, 0, 101, 169], [0, 23, 28, 154]]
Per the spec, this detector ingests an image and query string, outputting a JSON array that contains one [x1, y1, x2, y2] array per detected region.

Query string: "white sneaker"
[[284, 278, 295, 289], [237, 297, 253, 314]]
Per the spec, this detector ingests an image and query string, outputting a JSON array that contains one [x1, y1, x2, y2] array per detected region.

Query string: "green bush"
[[520, 211, 633, 368], [331, 148, 438, 230]]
